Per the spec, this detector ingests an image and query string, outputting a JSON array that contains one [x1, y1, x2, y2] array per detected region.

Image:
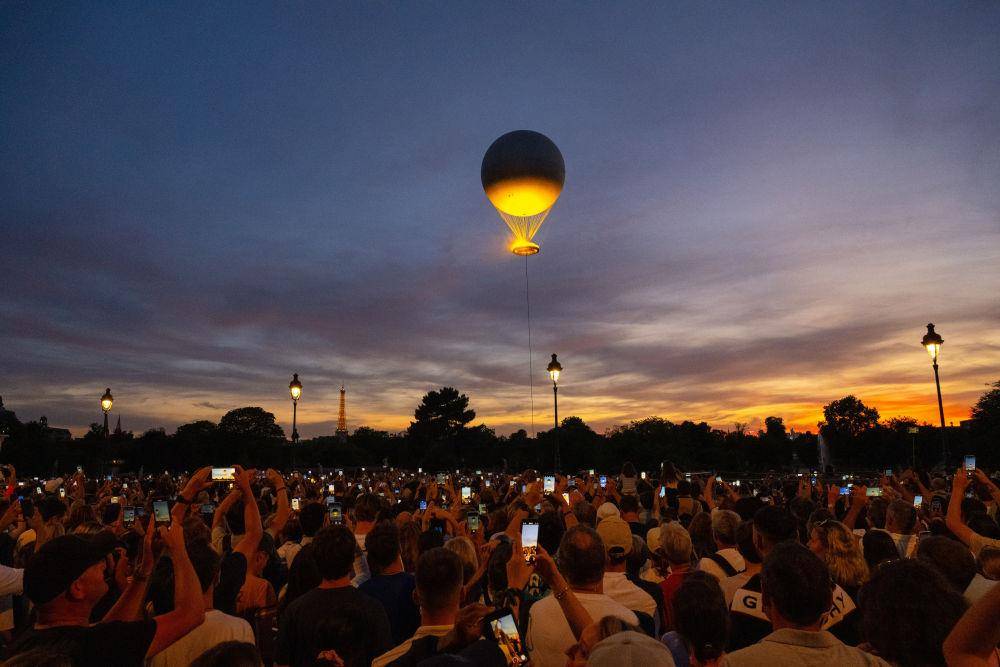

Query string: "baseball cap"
[[587, 630, 676, 666], [646, 526, 662, 552], [596, 501, 620, 523], [24, 531, 119, 605], [596, 517, 633, 557]]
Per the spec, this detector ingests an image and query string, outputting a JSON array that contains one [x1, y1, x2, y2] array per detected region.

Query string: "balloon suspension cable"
[[525, 254, 535, 437]]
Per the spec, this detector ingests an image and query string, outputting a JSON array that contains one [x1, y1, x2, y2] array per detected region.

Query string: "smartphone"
[[467, 514, 479, 531], [436, 473, 446, 485], [485, 480, 491, 488], [211, 467, 236, 482], [420, 500, 428, 511], [291, 498, 301, 511], [122, 483, 128, 490], [866, 487, 882, 497], [479, 503, 486, 514], [77, 465, 83, 473], [521, 521, 539, 564], [839, 487, 850, 496], [417, 467, 422, 474], [123, 506, 135, 526], [461, 486, 472, 503], [328, 484, 335, 494], [562, 492, 570, 504], [111, 496, 119, 504], [326, 496, 337, 507], [153, 500, 170, 525], [640, 471, 646, 480], [599, 475, 607, 489], [543, 476, 555, 493], [59, 488, 66, 498], [201, 502, 215, 515], [329, 504, 342, 524], [35, 486, 42, 495], [884, 469, 892, 478], [659, 486, 666, 498], [913, 495, 923, 507], [482, 608, 528, 665], [964, 455, 976, 478]]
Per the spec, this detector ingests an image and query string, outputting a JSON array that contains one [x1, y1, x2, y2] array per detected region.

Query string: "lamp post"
[[289, 373, 302, 444], [546, 354, 562, 473], [920, 323, 947, 465], [100, 388, 114, 439]]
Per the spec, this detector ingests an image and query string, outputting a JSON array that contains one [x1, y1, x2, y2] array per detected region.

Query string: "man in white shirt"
[[372, 547, 464, 667], [596, 518, 658, 631], [149, 540, 254, 667], [884, 500, 918, 558], [699, 510, 746, 581], [527, 525, 640, 667]]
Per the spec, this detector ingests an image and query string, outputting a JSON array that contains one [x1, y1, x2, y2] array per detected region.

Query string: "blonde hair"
[[813, 520, 869, 589], [445, 536, 478, 583]]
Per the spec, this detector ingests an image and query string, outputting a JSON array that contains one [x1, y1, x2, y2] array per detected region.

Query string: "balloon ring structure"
[[482, 130, 565, 255]]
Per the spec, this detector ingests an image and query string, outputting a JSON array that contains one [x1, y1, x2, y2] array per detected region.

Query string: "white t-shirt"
[[527, 591, 638, 667], [148, 609, 254, 667], [602, 572, 657, 620], [699, 548, 747, 581], [352, 532, 370, 587]]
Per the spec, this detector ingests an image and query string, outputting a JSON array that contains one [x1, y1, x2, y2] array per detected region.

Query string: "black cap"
[[24, 532, 120, 605]]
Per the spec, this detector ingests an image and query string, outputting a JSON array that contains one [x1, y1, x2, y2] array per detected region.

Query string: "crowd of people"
[[0, 460, 996, 666]]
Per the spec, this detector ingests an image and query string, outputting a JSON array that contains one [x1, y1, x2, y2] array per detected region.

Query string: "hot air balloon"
[[481, 130, 565, 255]]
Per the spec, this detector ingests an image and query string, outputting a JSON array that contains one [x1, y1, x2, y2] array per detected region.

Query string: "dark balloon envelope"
[[481, 130, 565, 218]]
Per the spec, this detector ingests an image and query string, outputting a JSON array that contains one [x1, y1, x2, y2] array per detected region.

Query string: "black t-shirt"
[[728, 573, 771, 651], [359, 572, 420, 645], [7, 619, 157, 666], [276, 585, 391, 667]]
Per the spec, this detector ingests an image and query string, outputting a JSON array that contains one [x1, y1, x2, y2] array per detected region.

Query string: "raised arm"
[[233, 466, 263, 561], [943, 574, 1000, 667], [103, 516, 156, 622], [266, 469, 290, 539], [213, 487, 243, 530], [145, 521, 206, 659], [946, 469, 975, 547]]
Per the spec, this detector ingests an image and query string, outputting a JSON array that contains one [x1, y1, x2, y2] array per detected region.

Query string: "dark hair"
[[733, 496, 764, 522], [415, 547, 463, 613], [538, 511, 565, 556], [557, 525, 605, 586], [354, 494, 380, 522], [365, 521, 401, 574], [859, 559, 967, 666], [312, 525, 357, 581], [621, 462, 637, 478], [417, 529, 444, 554], [299, 502, 326, 537], [190, 640, 263, 667], [572, 501, 597, 527], [735, 520, 761, 564], [761, 542, 832, 627], [673, 571, 729, 663], [188, 539, 222, 593], [225, 500, 246, 535], [487, 539, 514, 594], [753, 507, 798, 549], [916, 536, 976, 593], [214, 552, 248, 615], [619, 495, 639, 514], [861, 530, 898, 571]]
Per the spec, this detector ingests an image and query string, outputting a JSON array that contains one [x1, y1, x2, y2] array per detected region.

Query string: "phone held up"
[[521, 520, 539, 564]]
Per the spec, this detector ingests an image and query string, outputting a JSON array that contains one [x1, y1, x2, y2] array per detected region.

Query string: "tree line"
[[1, 382, 997, 477]]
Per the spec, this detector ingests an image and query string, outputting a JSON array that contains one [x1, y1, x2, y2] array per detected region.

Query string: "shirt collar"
[[764, 628, 840, 648]]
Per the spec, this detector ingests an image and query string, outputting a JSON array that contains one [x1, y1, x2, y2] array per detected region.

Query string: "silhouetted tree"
[[820, 396, 880, 438], [408, 387, 475, 442]]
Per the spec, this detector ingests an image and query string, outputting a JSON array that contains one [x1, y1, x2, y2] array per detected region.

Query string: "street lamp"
[[101, 387, 114, 438], [547, 354, 562, 473], [289, 373, 302, 444], [920, 323, 947, 465]]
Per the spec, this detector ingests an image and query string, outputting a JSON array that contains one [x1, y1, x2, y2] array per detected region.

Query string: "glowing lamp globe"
[[101, 388, 114, 413], [482, 130, 565, 255], [289, 373, 302, 401]]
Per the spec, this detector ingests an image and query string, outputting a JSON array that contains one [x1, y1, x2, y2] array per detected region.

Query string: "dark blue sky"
[[2, 2, 998, 437]]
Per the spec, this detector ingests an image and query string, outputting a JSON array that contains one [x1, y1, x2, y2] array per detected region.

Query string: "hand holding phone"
[[964, 455, 976, 478], [521, 520, 539, 564], [211, 467, 236, 482]]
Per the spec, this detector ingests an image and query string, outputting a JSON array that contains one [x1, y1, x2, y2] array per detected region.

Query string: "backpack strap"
[[707, 552, 738, 577]]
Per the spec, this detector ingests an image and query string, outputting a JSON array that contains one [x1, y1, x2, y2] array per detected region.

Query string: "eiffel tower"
[[336, 384, 348, 442]]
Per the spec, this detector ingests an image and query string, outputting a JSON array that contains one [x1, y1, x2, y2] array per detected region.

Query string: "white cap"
[[587, 631, 676, 666], [596, 501, 620, 523]]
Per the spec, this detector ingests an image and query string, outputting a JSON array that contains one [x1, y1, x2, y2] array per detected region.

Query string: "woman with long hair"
[[807, 519, 868, 645]]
